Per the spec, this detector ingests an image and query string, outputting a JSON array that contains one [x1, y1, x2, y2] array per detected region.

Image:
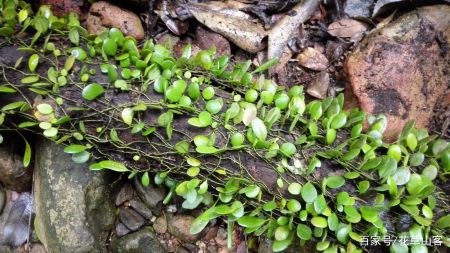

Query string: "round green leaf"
[[288, 183, 301, 195], [82, 83, 104, 101], [206, 98, 223, 114], [326, 176, 345, 189], [301, 182, 317, 203], [387, 144, 402, 162], [330, 112, 347, 129], [71, 151, 90, 164], [103, 38, 117, 56], [286, 199, 301, 213], [121, 108, 134, 126], [311, 216, 327, 228], [36, 103, 53, 115]]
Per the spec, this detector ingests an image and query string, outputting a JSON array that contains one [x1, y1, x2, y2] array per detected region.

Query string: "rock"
[[0, 187, 5, 214], [111, 227, 165, 253], [0, 192, 33, 247], [39, 0, 83, 16], [152, 215, 167, 234], [115, 222, 131, 237], [119, 207, 145, 231], [175, 246, 190, 253], [0, 147, 32, 192], [258, 238, 273, 253], [128, 200, 152, 220], [34, 139, 115, 253], [167, 215, 202, 243], [115, 184, 135, 206], [87, 1, 144, 40], [345, 5, 450, 141], [31, 243, 47, 253], [307, 72, 330, 99], [344, 0, 374, 18], [296, 47, 328, 71], [195, 26, 231, 56], [133, 177, 166, 215], [0, 246, 12, 253]]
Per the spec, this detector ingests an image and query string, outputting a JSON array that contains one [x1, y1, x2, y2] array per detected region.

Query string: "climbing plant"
[[0, 1, 449, 252]]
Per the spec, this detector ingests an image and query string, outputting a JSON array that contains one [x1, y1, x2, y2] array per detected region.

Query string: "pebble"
[[115, 184, 135, 206], [167, 215, 202, 243], [119, 207, 145, 231], [129, 199, 152, 220], [133, 177, 166, 215], [153, 215, 167, 234], [116, 222, 131, 237]]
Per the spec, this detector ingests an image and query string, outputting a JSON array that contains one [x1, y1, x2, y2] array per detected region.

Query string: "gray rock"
[[33, 139, 115, 253], [111, 227, 165, 253], [115, 184, 135, 206], [119, 207, 145, 231], [133, 177, 166, 215], [0, 147, 32, 192], [31, 243, 47, 253], [129, 200, 152, 220], [115, 223, 130, 237], [167, 215, 202, 243], [344, 0, 374, 18], [0, 192, 33, 247], [0, 245, 12, 253]]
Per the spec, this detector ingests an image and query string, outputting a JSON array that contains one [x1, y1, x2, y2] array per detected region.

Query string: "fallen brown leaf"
[[327, 18, 368, 38], [296, 47, 328, 71]]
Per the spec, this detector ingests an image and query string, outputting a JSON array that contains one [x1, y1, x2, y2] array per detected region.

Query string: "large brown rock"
[[87, 1, 144, 40], [0, 147, 32, 192], [345, 5, 450, 141]]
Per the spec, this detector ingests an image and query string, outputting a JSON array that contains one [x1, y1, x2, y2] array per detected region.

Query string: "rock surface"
[[0, 192, 33, 247], [0, 187, 5, 214], [33, 139, 115, 253], [167, 215, 202, 243], [133, 177, 166, 215], [111, 227, 165, 253], [0, 147, 32, 192], [119, 207, 145, 231], [87, 1, 144, 40], [345, 5, 450, 140], [39, 0, 83, 16], [195, 26, 231, 56]]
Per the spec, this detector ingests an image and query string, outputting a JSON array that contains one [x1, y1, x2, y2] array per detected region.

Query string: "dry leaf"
[[296, 47, 328, 71], [186, 1, 267, 53], [268, 0, 318, 60], [307, 72, 330, 99], [327, 19, 368, 38]]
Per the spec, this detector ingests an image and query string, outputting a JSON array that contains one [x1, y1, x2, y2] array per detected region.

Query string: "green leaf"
[[175, 140, 190, 154], [190, 216, 211, 234], [196, 146, 220, 154], [436, 214, 450, 228], [240, 185, 260, 198], [36, 103, 53, 114], [21, 75, 40, 84], [0, 86, 16, 93], [288, 183, 301, 195], [360, 206, 378, 222], [280, 142, 296, 157], [326, 176, 345, 189], [390, 243, 408, 253], [296, 224, 312, 240], [121, 108, 134, 126], [71, 151, 90, 164], [98, 160, 129, 172], [251, 117, 267, 142], [82, 83, 104, 100], [274, 225, 290, 241], [263, 200, 277, 212], [311, 216, 327, 228], [43, 127, 58, 137], [406, 133, 418, 151], [103, 38, 117, 56], [2, 101, 28, 111], [286, 199, 301, 212], [237, 216, 266, 228], [252, 58, 278, 73], [387, 144, 402, 162], [141, 172, 150, 186], [344, 206, 361, 223], [23, 137, 32, 167], [64, 144, 87, 154], [205, 98, 223, 114], [301, 182, 317, 203], [28, 54, 39, 72], [69, 27, 79, 45], [330, 112, 347, 129]]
